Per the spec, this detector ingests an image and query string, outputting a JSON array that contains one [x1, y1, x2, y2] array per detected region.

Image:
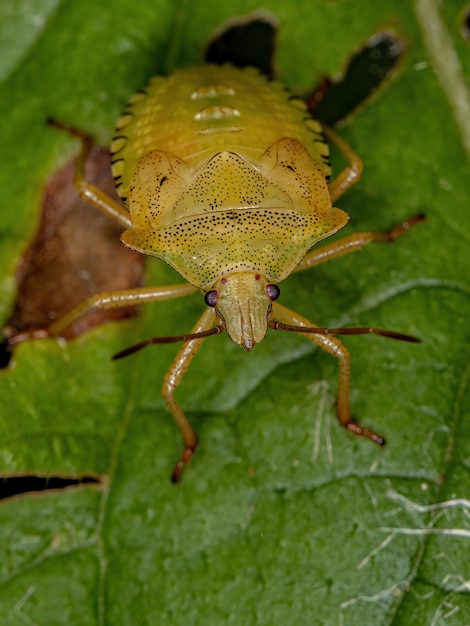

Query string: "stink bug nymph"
[[11, 65, 423, 481]]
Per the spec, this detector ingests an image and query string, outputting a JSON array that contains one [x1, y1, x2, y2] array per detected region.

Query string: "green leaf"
[[1, 1, 469, 625]]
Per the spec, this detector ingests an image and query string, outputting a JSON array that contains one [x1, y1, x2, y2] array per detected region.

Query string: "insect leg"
[[8, 283, 198, 345], [271, 302, 385, 445], [293, 214, 425, 274], [48, 120, 132, 228], [162, 307, 217, 482], [323, 125, 363, 203]]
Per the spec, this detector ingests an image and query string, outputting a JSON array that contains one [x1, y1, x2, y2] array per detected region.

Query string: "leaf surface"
[[0, 1, 469, 625]]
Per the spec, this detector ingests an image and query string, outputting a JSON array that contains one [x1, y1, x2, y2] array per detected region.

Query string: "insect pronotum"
[[12, 65, 423, 481]]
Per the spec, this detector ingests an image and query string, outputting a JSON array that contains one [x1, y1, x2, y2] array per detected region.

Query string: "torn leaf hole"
[[308, 31, 406, 125], [461, 4, 470, 41], [2, 148, 145, 367], [205, 11, 278, 76], [0, 338, 12, 369], [0, 474, 102, 501]]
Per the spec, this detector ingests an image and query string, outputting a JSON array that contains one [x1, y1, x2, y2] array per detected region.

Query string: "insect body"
[[14, 65, 422, 481], [110, 65, 346, 349]]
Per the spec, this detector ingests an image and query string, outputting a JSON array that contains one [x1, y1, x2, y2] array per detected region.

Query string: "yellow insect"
[[13, 65, 422, 481]]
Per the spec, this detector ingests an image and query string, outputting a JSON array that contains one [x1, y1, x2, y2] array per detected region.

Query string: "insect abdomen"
[[111, 65, 330, 204]]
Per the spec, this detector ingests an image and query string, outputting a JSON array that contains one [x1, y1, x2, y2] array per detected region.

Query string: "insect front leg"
[[162, 307, 217, 483], [293, 213, 425, 274], [48, 120, 132, 228], [8, 283, 198, 345], [271, 302, 385, 445]]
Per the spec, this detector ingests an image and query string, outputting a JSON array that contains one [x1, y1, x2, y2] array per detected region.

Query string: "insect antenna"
[[112, 325, 225, 360], [268, 321, 420, 343]]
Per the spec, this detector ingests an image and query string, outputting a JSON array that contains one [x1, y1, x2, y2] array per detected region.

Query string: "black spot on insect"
[[160, 176, 168, 187], [286, 165, 295, 172], [226, 211, 242, 221]]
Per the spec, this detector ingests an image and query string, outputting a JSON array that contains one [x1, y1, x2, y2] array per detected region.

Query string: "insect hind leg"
[[271, 302, 385, 445]]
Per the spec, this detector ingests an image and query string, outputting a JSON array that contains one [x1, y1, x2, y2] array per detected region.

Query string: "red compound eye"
[[204, 290, 219, 307], [266, 284, 280, 301]]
